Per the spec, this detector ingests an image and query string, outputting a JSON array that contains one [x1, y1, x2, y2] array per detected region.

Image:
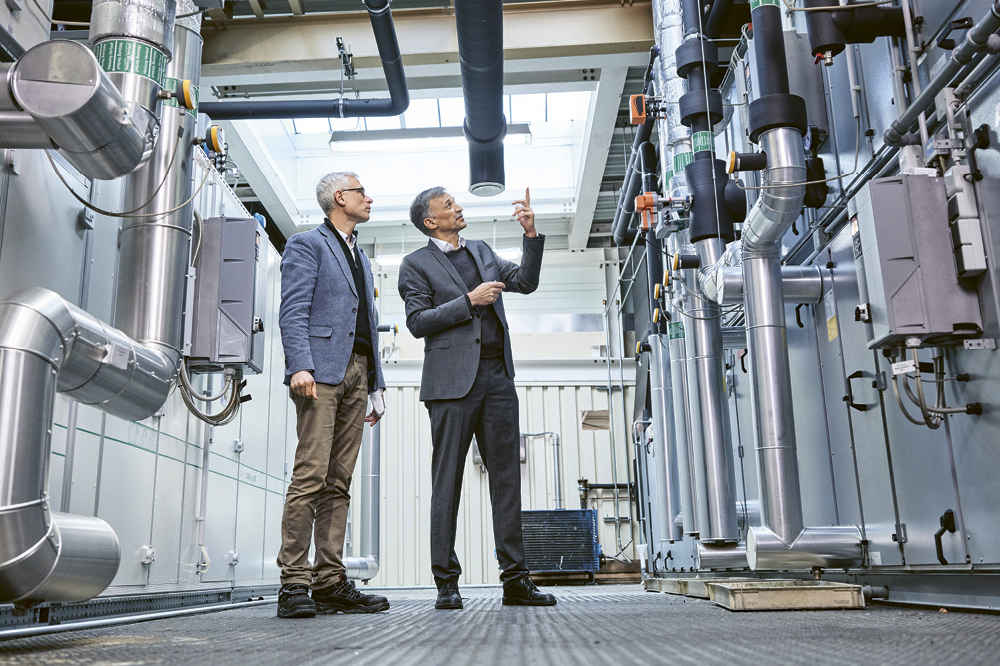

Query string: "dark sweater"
[[445, 246, 505, 359], [326, 220, 374, 364]]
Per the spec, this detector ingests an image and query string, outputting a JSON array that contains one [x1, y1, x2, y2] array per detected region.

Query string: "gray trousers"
[[426, 356, 528, 584]]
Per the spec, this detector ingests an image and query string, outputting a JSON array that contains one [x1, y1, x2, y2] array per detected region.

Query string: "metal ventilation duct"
[[454, 0, 506, 197]]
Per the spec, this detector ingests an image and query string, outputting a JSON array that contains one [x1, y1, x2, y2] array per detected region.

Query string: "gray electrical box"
[[850, 174, 982, 349], [188, 216, 266, 374]]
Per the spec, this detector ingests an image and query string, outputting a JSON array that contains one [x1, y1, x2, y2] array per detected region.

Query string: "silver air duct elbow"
[[0, 287, 176, 604], [4, 0, 175, 180], [740, 127, 862, 570], [9, 40, 153, 180], [741, 127, 808, 256]]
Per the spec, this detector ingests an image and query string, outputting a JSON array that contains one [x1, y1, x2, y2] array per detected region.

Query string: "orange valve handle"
[[629, 94, 647, 125], [653, 308, 661, 323]]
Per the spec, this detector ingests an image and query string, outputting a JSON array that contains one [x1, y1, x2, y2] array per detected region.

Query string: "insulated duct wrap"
[[114, 3, 202, 366], [653, 0, 689, 196], [90, 0, 177, 56], [10, 40, 152, 180]]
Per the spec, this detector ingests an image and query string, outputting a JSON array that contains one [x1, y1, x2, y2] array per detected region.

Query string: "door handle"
[[843, 370, 869, 412]]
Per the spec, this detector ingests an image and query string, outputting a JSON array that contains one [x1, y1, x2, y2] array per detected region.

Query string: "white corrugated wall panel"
[[353, 380, 636, 587]]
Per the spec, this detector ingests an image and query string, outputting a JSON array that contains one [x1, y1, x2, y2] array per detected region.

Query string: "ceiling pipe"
[[198, 0, 408, 120], [740, 0, 861, 571], [455, 0, 507, 196]]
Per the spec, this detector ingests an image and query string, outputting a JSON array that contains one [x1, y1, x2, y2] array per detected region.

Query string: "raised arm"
[[498, 186, 545, 293]]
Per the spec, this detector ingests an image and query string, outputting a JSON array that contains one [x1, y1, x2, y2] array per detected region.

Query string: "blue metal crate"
[[521, 509, 600, 575]]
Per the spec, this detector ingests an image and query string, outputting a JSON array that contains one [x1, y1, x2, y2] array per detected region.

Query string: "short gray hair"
[[316, 171, 359, 215], [409, 186, 447, 236]]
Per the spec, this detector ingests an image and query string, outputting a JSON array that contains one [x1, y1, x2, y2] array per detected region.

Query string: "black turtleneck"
[[444, 246, 505, 359], [326, 220, 374, 365]]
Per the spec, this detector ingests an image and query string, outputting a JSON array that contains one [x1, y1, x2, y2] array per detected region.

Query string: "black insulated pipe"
[[751, 3, 789, 97], [611, 115, 655, 246], [747, 0, 808, 143], [612, 47, 658, 246], [804, 0, 905, 58], [455, 0, 506, 196], [198, 0, 408, 120], [705, 0, 735, 40], [639, 141, 658, 194]]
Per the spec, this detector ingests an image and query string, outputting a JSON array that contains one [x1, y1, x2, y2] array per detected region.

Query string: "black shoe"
[[313, 578, 390, 614], [435, 579, 463, 610], [277, 583, 317, 618], [502, 577, 557, 607]]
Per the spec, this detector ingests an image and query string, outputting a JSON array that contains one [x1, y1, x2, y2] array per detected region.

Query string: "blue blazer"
[[279, 223, 385, 392]]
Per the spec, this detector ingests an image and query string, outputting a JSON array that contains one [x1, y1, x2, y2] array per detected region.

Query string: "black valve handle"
[[935, 509, 957, 565], [795, 303, 806, 329], [843, 370, 868, 412]]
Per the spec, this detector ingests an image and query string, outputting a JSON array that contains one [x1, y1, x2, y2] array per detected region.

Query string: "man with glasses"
[[277, 171, 389, 618]]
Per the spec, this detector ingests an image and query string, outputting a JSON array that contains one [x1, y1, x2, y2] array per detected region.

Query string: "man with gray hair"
[[276, 171, 389, 618], [398, 186, 555, 609]]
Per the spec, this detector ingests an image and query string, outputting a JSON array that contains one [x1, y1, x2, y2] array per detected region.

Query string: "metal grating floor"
[[2, 585, 1000, 665]]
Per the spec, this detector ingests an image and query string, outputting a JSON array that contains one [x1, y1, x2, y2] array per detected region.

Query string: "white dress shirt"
[[430, 235, 466, 253]]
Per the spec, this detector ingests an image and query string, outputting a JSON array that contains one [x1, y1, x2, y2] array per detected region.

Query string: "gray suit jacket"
[[279, 224, 386, 391], [398, 234, 544, 401]]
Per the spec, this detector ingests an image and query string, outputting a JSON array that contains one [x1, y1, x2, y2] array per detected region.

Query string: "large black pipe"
[[751, 3, 790, 97], [611, 47, 658, 246], [198, 0, 408, 120], [746, 1, 807, 143], [611, 116, 655, 246], [455, 0, 506, 196], [705, 0, 735, 40]]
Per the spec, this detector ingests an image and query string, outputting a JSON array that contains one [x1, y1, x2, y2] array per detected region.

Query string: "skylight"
[[251, 90, 593, 230]]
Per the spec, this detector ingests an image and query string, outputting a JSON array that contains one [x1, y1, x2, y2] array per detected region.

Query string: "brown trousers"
[[277, 353, 368, 589]]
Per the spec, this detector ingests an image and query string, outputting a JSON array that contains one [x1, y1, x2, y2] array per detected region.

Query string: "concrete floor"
[[1, 585, 999, 665]]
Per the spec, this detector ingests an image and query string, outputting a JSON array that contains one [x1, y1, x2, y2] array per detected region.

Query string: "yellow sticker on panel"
[[824, 289, 838, 342]]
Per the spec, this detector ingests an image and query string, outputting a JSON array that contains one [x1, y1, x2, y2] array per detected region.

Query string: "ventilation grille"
[[521, 509, 600, 574]]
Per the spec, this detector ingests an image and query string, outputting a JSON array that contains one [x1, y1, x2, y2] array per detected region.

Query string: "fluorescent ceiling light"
[[329, 123, 531, 154]]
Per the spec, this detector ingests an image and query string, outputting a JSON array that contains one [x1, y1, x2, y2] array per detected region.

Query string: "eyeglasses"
[[340, 187, 366, 197]]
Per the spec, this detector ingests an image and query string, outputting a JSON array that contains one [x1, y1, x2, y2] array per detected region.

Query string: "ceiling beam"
[[567, 65, 628, 250], [201, 2, 653, 78], [288, 0, 305, 16], [248, 0, 265, 19]]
